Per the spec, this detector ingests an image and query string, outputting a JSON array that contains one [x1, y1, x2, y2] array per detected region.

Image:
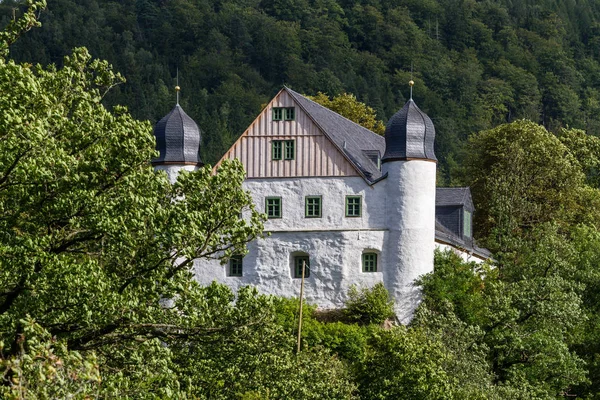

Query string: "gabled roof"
[[436, 187, 474, 210], [285, 87, 386, 184]]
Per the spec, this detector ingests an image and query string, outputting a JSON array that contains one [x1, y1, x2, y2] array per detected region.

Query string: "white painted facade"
[[155, 87, 487, 323], [193, 175, 389, 309]]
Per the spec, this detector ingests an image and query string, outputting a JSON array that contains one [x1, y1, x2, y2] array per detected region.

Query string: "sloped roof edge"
[[284, 87, 386, 185]]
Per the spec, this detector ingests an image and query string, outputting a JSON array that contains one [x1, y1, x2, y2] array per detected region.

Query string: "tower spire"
[[409, 63, 414, 100], [175, 68, 180, 105]]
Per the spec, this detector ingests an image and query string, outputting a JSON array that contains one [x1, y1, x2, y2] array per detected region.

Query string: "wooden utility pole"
[[296, 260, 306, 353]]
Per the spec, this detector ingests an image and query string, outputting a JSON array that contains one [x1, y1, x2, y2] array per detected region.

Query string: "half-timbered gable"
[[215, 87, 386, 182]]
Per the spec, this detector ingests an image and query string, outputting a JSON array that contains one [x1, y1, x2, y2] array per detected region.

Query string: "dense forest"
[[3, 0, 600, 181]]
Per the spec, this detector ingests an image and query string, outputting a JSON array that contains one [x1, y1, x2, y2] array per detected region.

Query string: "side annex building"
[[152, 86, 490, 322]]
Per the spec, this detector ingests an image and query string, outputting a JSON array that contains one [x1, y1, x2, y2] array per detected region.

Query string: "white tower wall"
[[154, 164, 199, 184], [383, 160, 436, 323]]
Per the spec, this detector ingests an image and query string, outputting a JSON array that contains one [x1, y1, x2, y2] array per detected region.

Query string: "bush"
[[344, 283, 395, 325]]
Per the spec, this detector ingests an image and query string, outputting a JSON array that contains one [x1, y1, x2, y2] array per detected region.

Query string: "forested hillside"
[[3, 0, 600, 180]]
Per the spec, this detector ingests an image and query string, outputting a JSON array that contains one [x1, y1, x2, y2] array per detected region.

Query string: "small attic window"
[[464, 210, 472, 238], [272, 107, 295, 121], [363, 150, 381, 170], [284, 107, 295, 120]]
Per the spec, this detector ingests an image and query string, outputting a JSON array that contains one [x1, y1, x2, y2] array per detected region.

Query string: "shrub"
[[344, 283, 394, 325]]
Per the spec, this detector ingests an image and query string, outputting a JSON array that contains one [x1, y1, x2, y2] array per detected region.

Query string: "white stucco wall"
[[382, 160, 436, 324], [192, 170, 438, 323], [193, 175, 390, 308], [435, 243, 487, 264]]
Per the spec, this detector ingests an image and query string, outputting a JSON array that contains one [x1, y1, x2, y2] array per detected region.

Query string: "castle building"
[[152, 86, 489, 322]]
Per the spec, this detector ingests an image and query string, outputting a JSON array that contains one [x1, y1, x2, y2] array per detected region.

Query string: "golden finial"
[[175, 68, 180, 105], [409, 80, 414, 87]]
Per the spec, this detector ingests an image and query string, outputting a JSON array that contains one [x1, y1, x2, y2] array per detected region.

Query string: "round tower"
[[152, 86, 202, 183], [382, 82, 437, 323]]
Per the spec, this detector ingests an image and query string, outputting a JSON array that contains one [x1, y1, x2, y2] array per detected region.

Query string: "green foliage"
[[465, 120, 584, 251], [355, 326, 451, 400], [7, 0, 600, 180], [418, 249, 589, 397], [419, 250, 489, 324], [0, 317, 101, 399], [344, 283, 395, 325], [308, 92, 386, 134]]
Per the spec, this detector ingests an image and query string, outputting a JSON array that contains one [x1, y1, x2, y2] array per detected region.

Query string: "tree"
[[308, 92, 386, 134], [464, 119, 585, 252]]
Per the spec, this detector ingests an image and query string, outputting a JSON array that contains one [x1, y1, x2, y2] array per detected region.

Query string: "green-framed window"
[[229, 256, 243, 277], [345, 196, 362, 217], [272, 140, 283, 160], [284, 107, 295, 120], [294, 256, 310, 278], [284, 140, 295, 160], [305, 196, 322, 218], [272, 140, 294, 160], [272, 107, 295, 121], [463, 210, 472, 238], [266, 197, 282, 219], [272, 107, 283, 121], [362, 253, 377, 272]]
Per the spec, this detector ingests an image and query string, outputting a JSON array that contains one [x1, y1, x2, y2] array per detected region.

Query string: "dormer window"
[[463, 210, 472, 238], [363, 150, 381, 171], [272, 107, 295, 121]]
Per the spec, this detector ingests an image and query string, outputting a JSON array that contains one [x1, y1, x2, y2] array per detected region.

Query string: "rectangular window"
[[272, 107, 283, 121], [294, 256, 310, 278], [229, 256, 243, 277], [272, 141, 282, 160], [284, 107, 295, 120], [266, 197, 282, 219], [362, 253, 377, 272], [284, 140, 295, 160], [345, 196, 362, 217], [305, 196, 322, 218], [464, 210, 472, 238]]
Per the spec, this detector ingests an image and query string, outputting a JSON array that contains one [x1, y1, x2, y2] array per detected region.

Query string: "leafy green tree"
[[308, 92, 386, 134], [418, 250, 588, 398], [0, 318, 101, 399], [464, 120, 585, 252], [355, 326, 451, 400]]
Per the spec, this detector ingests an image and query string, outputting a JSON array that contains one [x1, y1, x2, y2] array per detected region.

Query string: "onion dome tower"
[[382, 88, 436, 163], [152, 85, 202, 183], [382, 80, 437, 324]]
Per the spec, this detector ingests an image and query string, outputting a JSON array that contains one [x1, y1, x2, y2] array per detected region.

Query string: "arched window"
[[362, 252, 378, 272], [292, 253, 310, 278]]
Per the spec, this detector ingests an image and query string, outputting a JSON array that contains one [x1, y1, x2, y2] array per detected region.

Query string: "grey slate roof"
[[152, 104, 202, 166], [435, 221, 491, 260], [435, 187, 489, 259], [382, 99, 437, 163], [436, 187, 474, 210], [285, 88, 386, 184]]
